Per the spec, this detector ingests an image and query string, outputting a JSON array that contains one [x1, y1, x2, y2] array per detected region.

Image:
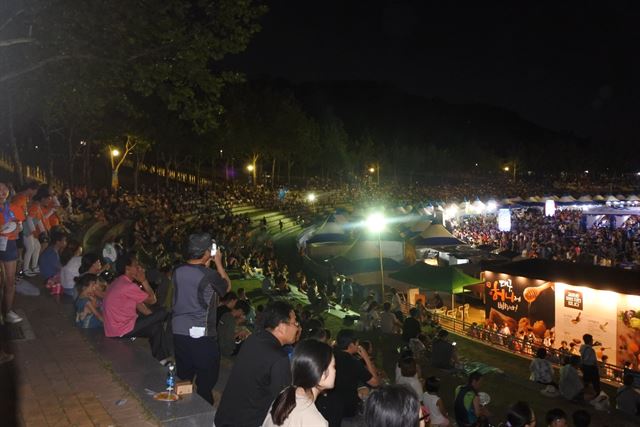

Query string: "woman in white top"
[[421, 376, 450, 426], [262, 339, 336, 427], [396, 357, 423, 399]]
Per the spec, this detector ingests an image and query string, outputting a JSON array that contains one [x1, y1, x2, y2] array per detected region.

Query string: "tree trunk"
[[155, 151, 160, 194], [7, 99, 24, 187], [271, 157, 276, 188], [196, 160, 201, 191], [287, 157, 293, 185], [133, 150, 145, 194]]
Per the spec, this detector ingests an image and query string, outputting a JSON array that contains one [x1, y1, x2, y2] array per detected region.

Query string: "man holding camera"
[[172, 232, 231, 405]]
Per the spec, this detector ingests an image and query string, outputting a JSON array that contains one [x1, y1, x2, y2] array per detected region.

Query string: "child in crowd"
[[396, 356, 423, 399], [422, 376, 450, 426], [74, 273, 104, 328]]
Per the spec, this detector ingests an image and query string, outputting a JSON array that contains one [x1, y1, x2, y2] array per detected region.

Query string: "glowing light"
[[487, 200, 498, 212], [584, 170, 589, 174], [444, 204, 458, 220], [503, 166, 509, 172], [498, 208, 511, 232], [545, 199, 556, 217], [246, 164, 254, 172], [80, 140, 87, 146], [307, 193, 316, 203], [365, 213, 386, 233], [368, 167, 375, 173], [111, 149, 120, 157]]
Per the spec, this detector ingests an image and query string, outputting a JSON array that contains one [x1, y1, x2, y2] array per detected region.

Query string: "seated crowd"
[[1, 178, 640, 427]]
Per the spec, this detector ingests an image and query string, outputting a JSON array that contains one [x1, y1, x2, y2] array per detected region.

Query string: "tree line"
[[1, 1, 626, 192]]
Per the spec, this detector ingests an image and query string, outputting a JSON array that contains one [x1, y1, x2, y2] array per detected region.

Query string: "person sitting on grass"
[[559, 355, 584, 401], [616, 373, 640, 416], [364, 384, 427, 427], [422, 376, 450, 427], [74, 273, 104, 329], [431, 329, 459, 370], [529, 348, 558, 395], [453, 371, 489, 427]]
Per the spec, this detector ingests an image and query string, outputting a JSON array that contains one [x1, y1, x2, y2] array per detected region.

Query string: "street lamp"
[[246, 164, 254, 172], [306, 193, 316, 202], [111, 148, 120, 157], [503, 166, 509, 172], [368, 167, 375, 173], [365, 212, 386, 302]]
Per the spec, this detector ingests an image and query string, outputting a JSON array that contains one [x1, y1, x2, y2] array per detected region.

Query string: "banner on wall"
[[616, 294, 640, 370], [554, 282, 618, 365], [484, 274, 555, 341]]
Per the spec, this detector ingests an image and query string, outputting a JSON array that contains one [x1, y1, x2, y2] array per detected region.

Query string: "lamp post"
[[246, 164, 255, 185], [109, 148, 121, 190], [307, 192, 316, 213], [366, 213, 386, 302]]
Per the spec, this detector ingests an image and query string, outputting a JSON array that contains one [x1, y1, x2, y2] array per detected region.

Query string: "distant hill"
[[293, 80, 584, 155]]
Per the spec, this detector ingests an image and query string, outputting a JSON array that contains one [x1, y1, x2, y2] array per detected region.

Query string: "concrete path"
[[5, 285, 160, 427]]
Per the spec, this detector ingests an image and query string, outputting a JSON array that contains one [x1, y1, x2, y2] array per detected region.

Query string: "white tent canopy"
[[578, 195, 593, 202], [559, 195, 576, 202]]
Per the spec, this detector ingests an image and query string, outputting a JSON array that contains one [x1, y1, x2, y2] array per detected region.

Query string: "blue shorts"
[[0, 239, 18, 262]]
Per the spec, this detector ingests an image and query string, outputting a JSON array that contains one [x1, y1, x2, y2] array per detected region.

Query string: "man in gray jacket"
[[172, 232, 230, 405]]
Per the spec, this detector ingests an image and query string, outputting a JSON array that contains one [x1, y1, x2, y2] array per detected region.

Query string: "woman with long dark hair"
[[262, 339, 335, 427], [364, 384, 426, 427]]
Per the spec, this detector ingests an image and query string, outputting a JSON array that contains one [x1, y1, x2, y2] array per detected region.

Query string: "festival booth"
[[390, 263, 482, 312], [482, 259, 640, 369]]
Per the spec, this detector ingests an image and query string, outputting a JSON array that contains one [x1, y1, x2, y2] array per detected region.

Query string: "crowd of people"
[[1, 176, 640, 427], [451, 208, 640, 268]]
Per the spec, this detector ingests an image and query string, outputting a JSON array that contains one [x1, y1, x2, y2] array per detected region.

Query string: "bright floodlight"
[[368, 167, 375, 173], [487, 200, 498, 212], [503, 166, 509, 172], [365, 213, 386, 233], [246, 164, 254, 172], [111, 149, 120, 157], [307, 193, 316, 202]]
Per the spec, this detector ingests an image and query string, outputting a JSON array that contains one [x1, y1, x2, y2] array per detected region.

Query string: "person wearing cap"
[[171, 232, 231, 405]]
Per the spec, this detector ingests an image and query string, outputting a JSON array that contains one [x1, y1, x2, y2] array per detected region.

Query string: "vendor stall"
[[483, 259, 640, 368]]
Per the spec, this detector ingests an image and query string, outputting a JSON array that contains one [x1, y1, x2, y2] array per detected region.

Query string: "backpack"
[[454, 385, 477, 427]]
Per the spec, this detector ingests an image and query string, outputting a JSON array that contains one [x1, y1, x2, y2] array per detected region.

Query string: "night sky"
[[224, 1, 640, 142]]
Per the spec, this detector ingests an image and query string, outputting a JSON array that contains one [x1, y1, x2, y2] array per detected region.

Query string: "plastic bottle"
[[166, 363, 176, 394]]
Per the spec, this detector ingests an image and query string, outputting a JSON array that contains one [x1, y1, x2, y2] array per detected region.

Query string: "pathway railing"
[[432, 311, 627, 385]]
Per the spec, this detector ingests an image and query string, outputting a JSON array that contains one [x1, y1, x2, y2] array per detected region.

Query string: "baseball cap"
[[187, 232, 212, 259]]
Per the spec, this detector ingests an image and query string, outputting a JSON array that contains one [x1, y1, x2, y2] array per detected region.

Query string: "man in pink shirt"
[[103, 253, 171, 362]]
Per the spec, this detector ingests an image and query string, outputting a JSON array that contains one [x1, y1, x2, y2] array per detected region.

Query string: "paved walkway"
[[7, 286, 160, 427]]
